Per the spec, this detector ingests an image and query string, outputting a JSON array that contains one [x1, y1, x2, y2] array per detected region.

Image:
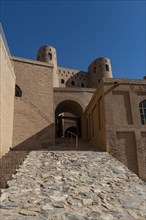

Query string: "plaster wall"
[[84, 82, 106, 149], [104, 78, 146, 180], [86, 77, 146, 180], [0, 36, 15, 157]]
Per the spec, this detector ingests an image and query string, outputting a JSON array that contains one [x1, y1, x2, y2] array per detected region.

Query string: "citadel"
[[0, 25, 146, 181]]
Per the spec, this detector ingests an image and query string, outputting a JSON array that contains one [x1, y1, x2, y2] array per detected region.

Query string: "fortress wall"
[[85, 78, 146, 180], [57, 67, 88, 88], [11, 57, 55, 149], [12, 98, 54, 150], [84, 83, 106, 149], [104, 78, 146, 180], [0, 36, 15, 157]]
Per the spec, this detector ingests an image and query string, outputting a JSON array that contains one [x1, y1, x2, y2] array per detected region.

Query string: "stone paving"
[[0, 151, 146, 220]]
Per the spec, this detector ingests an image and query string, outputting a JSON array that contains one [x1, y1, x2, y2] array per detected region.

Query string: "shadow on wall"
[[12, 124, 55, 151], [66, 71, 88, 88]]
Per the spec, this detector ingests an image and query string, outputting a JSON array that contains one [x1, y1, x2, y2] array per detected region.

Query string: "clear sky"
[[1, 0, 146, 79]]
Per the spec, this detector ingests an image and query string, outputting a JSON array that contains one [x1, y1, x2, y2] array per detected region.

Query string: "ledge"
[[10, 56, 53, 68], [53, 87, 96, 93]]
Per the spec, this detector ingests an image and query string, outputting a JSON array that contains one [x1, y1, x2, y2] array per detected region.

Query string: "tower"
[[37, 45, 59, 87], [88, 57, 113, 88]]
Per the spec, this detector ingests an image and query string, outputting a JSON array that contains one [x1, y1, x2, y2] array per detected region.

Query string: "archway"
[[55, 100, 83, 139], [65, 126, 78, 137]]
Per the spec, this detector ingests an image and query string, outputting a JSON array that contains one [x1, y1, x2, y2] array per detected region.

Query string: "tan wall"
[[0, 36, 15, 157], [104, 78, 146, 180], [57, 67, 88, 88], [84, 82, 106, 150], [54, 88, 95, 139], [85, 77, 146, 180], [11, 57, 54, 150]]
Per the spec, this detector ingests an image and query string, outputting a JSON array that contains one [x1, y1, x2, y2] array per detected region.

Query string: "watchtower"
[[88, 57, 113, 88], [37, 45, 59, 87]]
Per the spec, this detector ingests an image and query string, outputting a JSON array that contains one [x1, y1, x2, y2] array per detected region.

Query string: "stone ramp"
[[0, 151, 29, 190], [0, 151, 146, 220]]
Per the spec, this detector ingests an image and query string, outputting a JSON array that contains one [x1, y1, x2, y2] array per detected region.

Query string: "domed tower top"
[[87, 57, 113, 88], [37, 45, 57, 65]]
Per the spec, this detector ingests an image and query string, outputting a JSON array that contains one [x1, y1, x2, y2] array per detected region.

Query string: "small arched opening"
[[15, 85, 22, 97], [61, 79, 65, 84], [105, 64, 109, 71], [139, 100, 146, 125], [48, 52, 52, 60]]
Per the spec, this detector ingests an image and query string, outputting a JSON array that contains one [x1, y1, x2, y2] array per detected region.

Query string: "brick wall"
[[0, 36, 15, 157], [11, 57, 55, 150]]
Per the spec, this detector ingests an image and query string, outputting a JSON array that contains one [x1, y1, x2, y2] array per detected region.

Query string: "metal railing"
[[67, 131, 78, 148], [0, 23, 11, 56]]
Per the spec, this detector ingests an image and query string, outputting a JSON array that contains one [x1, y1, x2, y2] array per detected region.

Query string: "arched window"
[[105, 64, 109, 71], [94, 66, 96, 73], [48, 52, 52, 60], [71, 81, 75, 86], [61, 79, 65, 84], [15, 85, 22, 97], [81, 83, 84, 87], [139, 100, 146, 124]]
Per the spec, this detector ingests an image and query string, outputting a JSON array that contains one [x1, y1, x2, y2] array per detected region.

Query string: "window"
[[105, 64, 109, 71], [15, 85, 22, 97], [61, 79, 65, 84], [81, 83, 84, 87], [71, 81, 75, 86], [94, 66, 96, 73], [139, 100, 146, 124], [48, 52, 52, 60]]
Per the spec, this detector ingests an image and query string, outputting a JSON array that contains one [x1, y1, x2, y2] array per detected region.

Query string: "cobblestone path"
[[0, 151, 146, 220]]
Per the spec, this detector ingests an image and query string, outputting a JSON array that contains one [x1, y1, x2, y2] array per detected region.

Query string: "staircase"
[[0, 150, 29, 191]]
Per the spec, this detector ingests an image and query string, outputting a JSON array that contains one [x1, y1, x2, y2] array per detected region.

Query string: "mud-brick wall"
[[104, 78, 146, 181], [11, 57, 54, 150], [0, 36, 15, 157]]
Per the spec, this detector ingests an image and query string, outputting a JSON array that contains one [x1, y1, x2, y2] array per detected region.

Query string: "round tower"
[[37, 45, 59, 87], [88, 57, 113, 88]]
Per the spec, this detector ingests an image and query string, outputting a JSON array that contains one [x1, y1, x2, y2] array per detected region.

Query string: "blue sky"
[[1, 0, 145, 79]]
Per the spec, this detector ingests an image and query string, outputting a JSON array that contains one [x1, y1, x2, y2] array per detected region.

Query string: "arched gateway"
[[55, 100, 83, 138]]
